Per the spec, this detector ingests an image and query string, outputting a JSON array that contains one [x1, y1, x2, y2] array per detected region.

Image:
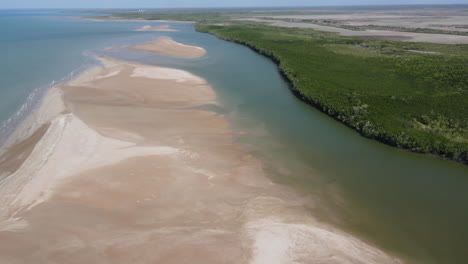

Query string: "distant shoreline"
[[74, 16, 194, 24]]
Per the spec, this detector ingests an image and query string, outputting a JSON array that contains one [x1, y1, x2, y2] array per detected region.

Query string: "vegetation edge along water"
[[82, 10, 467, 164], [194, 23, 468, 164]]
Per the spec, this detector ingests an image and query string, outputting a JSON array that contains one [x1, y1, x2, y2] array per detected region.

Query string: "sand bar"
[[0, 41, 401, 263], [130, 36, 206, 58], [135, 25, 179, 32]]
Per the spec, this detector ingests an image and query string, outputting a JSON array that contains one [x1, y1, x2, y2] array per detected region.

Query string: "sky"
[[1, 0, 467, 9]]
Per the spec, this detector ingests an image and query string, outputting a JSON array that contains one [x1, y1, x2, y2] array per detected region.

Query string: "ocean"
[[0, 10, 186, 146]]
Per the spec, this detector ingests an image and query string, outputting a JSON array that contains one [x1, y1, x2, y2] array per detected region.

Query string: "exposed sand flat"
[[130, 36, 207, 58], [237, 18, 468, 44], [0, 56, 402, 263], [135, 25, 179, 32], [406, 49, 442, 55]]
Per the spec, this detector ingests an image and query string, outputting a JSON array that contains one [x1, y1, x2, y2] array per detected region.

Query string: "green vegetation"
[[261, 17, 468, 36], [85, 8, 468, 163], [196, 23, 468, 163]]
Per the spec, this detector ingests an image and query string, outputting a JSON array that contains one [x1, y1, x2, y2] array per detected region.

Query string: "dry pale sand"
[[0, 39, 402, 263], [130, 36, 206, 58], [135, 25, 179, 32]]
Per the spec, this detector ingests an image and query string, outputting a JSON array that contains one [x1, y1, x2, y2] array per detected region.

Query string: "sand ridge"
[[130, 36, 207, 58], [0, 52, 402, 263]]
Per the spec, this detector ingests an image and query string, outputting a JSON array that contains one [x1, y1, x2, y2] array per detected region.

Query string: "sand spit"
[[0, 56, 401, 263], [130, 36, 207, 58], [135, 25, 179, 32]]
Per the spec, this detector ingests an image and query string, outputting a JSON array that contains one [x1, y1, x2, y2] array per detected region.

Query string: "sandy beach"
[[135, 25, 179, 32], [130, 36, 207, 58], [0, 38, 402, 264]]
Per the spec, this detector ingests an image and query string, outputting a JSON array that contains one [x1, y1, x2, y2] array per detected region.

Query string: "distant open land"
[[84, 5, 468, 163], [85, 5, 468, 44]]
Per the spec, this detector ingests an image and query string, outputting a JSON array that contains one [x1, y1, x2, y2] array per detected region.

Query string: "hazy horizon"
[[2, 0, 468, 9]]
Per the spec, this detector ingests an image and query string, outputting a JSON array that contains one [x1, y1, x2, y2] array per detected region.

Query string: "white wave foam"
[[0, 51, 100, 150]]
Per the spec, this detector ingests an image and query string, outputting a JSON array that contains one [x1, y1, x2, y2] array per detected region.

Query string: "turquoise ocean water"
[[0, 10, 189, 145], [1, 9, 468, 264]]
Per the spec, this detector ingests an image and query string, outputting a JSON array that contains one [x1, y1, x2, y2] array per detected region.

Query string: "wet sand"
[[135, 25, 179, 32], [0, 40, 402, 263], [0, 124, 49, 181], [130, 36, 206, 58]]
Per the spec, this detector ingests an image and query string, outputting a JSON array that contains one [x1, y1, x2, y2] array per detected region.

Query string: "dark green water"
[[108, 23, 468, 264]]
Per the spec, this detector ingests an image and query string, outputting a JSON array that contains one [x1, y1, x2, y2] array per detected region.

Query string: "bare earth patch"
[[353, 35, 413, 41]]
